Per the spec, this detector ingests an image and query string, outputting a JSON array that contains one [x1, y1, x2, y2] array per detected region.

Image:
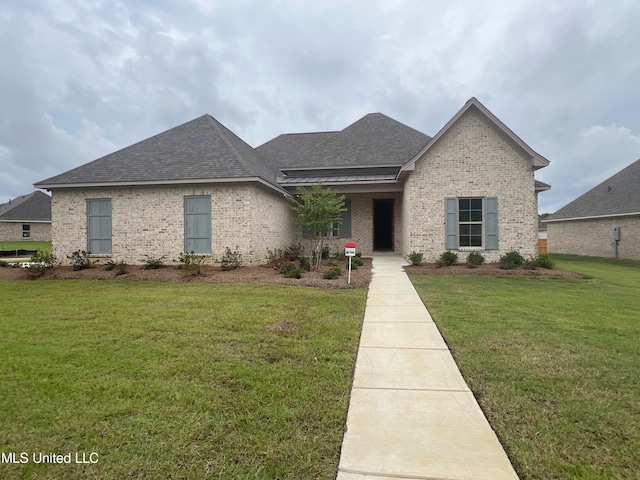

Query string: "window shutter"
[[485, 196, 498, 250], [445, 197, 458, 250], [339, 199, 351, 238], [184, 196, 211, 254], [87, 199, 112, 254]]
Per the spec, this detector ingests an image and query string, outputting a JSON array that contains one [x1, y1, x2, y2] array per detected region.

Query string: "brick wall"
[[51, 184, 296, 266], [0, 222, 51, 242], [547, 216, 640, 260], [402, 108, 539, 263]]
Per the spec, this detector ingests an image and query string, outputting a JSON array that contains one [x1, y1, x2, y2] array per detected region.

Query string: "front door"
[[373, 199, 394, 251]]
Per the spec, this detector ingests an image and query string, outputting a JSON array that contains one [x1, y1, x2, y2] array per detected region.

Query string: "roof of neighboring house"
[[0, 191, 51, 222], [545, 158, 640, 221], [35, 115, 284, 192]]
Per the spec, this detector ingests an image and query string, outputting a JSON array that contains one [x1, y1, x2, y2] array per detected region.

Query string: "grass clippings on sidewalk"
[[0, 280, 366, 479], [410, 254, 640, 480]]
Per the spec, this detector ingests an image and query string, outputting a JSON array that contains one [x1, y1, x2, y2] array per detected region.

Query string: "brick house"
[[34, 98, 550, 265], [0, 191, 52, 242], [544, 158, 640, 260]]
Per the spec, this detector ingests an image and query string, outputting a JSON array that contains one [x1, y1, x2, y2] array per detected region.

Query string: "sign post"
[[345, 242, 356, 284]]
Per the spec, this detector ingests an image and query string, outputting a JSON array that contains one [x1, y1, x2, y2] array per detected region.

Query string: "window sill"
[[89, 254, 112, 258], [458, 247, 484, 251]]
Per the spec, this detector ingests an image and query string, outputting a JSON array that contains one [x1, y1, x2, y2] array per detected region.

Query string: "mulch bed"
[[404, 262, 588, 279], [0, 258, 374, 289], [0, 258, 587, 288]]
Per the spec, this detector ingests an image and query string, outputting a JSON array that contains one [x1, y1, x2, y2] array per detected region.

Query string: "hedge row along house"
[[34, 98, 550, 266]]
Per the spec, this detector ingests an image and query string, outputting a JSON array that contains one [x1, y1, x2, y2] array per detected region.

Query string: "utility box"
[[614, 226, 621, 241]]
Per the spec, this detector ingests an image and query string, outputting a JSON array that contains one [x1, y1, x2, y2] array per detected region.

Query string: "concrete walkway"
[[337, 256, 519, 480]]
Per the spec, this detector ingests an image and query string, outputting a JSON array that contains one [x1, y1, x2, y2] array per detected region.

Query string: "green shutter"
[[87, 199, 112, 254], [485, 197, 498, 250], [445, 197, 458, 250], [339, 199, 352, 238], [184, 196, 211, 254]]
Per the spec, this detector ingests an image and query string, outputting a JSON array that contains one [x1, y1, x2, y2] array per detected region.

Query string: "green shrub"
[[351, 255, 364, 267], [177, 252, 205, 275], [466, 252, 485, 268], [284, 243, 304, 260], [276, 260, 302, 278], [298, 256, 311, 272], [284, 266, 302, 279], [220, 246, 242, 271], [407, 251, 424, 266], [266, 248, 285, 264], [501, 250, 524, 266], [0, 260, 8, 267], [31, 251, 55, 267], [25, 251, 56, 278], [105, 260, 128, 276], [68, 250, 92, 271], [142, 255, 166, 269], [523, 258, 537, 270], [436, 251, 458, 267], [323, 265, 342, 279], [321, 245, 331, 259], [536, 254, 555, 269]]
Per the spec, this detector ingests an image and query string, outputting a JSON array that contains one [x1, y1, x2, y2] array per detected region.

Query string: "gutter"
[[544, 211, 640, 222]]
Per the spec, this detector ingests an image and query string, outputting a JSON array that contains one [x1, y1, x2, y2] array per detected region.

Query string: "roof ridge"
[[203, 115, 254, 176]]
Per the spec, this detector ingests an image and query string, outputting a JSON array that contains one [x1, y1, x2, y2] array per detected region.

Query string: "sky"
[[1, 0, 639, 214]]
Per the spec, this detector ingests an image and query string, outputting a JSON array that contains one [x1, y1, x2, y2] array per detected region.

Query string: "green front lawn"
[[0, 241, 51, 252], [410, 255, 640, 479], [0, 281, 366, 479]]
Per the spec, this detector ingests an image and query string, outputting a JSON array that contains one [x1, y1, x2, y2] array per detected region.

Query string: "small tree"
[[287, 185, 346, 270]]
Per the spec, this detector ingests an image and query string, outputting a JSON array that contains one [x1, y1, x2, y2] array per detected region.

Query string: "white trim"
[[0, 220, 51, 223], [544, 212, 640, 222], [36, 177, 290, 196]]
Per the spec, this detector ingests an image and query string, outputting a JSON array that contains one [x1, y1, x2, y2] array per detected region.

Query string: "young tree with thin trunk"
[[287, 185, 346, 270]]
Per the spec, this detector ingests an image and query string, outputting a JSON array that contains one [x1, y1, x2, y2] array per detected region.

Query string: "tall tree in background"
[[287, 185, 346, 270]]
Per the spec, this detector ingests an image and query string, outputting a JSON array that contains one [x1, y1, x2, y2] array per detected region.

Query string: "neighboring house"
[[544, 158, 640, 260], [0, 191, 52, 242], [34, 98, 550, 266], [538, 218, 548, 254]]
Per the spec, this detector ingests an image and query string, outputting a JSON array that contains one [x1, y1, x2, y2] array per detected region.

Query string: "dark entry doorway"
[[373, 199, 394, 251]]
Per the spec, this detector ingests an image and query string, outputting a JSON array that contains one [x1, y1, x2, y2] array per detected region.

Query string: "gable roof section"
[[545, 158, 640, 221], [281, 113, 431, 169], [35, 115, 285, 193], [401, 97, 550, 173], [0, 191, 51, 222]]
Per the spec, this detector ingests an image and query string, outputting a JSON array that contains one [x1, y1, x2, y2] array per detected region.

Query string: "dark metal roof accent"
[[0, 191, 51, 222], [545, 158, 640, 221]]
